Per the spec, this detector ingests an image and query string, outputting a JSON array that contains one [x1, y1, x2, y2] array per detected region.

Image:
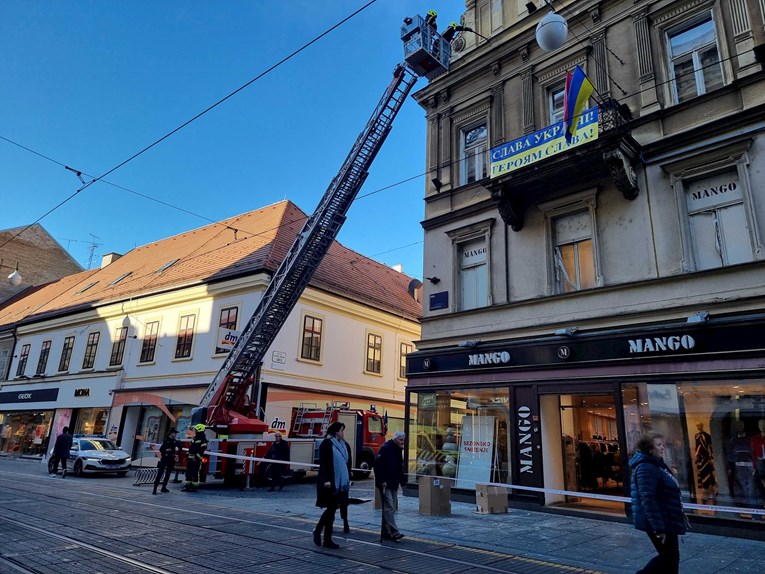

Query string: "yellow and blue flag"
[[564, 65, 594, 143]]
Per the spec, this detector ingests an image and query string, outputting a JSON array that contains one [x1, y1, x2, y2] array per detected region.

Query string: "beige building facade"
[[406, 0, 765, 531], [0, 202, 420, 464]]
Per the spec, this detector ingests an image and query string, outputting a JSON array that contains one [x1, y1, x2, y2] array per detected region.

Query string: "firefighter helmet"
[[194, 423, 206, 432]]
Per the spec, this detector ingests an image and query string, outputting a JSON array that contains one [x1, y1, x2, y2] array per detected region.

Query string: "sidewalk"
[[3, 457, 763, 573], [196, 480, 764, 574]]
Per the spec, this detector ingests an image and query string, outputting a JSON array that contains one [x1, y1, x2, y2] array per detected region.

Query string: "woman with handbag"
[[629, 432, 687, 574], [313, 421, 350, 549]]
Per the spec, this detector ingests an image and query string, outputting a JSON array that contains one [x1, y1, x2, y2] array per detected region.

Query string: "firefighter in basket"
[[182, 424, 208, 492]]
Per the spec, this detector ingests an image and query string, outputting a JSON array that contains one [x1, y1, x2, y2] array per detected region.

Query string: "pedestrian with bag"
[[312, 421, 350, 549], [182, 424, 208, 493], [153, 428, 181, 495], [630, 432, 687, 574], [49, 426, 73, 478], [374, 431, 407, 541], [264, 432, 290, 491]]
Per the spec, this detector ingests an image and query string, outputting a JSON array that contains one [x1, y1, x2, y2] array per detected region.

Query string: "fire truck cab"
[[290, 402, 386, 478]]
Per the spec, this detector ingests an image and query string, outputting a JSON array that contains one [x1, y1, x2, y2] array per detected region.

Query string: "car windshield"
[[79, 439, 118, 451]]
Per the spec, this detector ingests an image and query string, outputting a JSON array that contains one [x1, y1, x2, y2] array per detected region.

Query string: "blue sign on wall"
[[429, 291, 449, 311]]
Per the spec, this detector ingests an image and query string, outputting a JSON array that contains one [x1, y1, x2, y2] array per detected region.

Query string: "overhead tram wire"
[[0, 0, 381, 252], [0, 47, 744, 278]]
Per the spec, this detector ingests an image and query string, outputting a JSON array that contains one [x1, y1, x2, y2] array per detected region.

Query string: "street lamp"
[[536, 10, 568, 51], [0, 259, 23, 286]]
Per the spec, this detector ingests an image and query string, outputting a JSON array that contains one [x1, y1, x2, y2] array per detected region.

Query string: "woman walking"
[[629, 432, 687, 574], [313, 421, 351, 549]]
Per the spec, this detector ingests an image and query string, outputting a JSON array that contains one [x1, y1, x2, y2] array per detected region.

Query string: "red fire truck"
[[289, 402, 386, 478]]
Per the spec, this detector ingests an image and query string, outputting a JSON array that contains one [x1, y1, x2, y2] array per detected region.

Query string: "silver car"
[[50, 435, 132, 477]]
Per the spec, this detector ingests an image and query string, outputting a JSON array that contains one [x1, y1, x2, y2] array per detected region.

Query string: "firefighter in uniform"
[[153, 428, 181, 495], [182, 424, 208, 492]]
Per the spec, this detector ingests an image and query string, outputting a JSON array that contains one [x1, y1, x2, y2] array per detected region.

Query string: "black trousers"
[[638, 532, 679, 574], [50, 455, 68, 474], [315, 500, 339, 541], [154, 460, 173, 489]]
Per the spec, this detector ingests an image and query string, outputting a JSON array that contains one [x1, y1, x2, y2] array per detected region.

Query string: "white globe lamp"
[[536, 11, 568, 51], [8, 270, 22, 287]]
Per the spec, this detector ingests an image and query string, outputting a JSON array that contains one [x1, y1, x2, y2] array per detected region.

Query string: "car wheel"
[[73, 460, 84, 477], [353, 454, 374, 480], [116, 471, 128, 477]]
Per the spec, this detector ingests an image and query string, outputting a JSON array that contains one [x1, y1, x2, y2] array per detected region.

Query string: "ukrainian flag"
[[564, 65, 594, 143]]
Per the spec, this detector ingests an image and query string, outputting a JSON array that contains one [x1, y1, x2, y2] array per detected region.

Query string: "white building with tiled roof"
[[0, 201, 421, 462]]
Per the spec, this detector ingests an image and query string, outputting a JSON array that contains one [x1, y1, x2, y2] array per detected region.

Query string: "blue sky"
[[1, 1, 463, 281]]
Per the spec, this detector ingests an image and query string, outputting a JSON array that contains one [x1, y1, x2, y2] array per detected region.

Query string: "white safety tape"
[[409, 471, 765, 516], [189, 448, 765, 516]]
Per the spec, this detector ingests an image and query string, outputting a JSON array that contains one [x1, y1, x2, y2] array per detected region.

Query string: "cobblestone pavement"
[[1, 457, 763, 573]]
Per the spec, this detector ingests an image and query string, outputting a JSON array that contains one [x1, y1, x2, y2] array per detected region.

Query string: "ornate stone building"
[[406, 0, 765, 532]]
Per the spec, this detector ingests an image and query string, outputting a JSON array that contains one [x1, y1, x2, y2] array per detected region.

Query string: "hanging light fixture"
[[535, 8, 568, 51], [0, 259, 23, 286]]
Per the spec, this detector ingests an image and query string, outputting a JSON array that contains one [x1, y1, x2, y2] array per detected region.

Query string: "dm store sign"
[[490, 106, 599, 178]]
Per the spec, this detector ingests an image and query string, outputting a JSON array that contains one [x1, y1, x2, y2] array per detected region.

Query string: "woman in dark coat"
[[629, 432, 687, 574], [313, 421, 350, 549]]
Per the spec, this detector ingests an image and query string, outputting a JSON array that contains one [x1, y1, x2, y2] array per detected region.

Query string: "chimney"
[[391, 264, 404, 273], [101, 252, 122, 268]]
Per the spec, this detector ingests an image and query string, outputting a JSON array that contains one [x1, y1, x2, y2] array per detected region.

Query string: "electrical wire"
[[0, 28, 752, 287], [0, 0, 380, 253]]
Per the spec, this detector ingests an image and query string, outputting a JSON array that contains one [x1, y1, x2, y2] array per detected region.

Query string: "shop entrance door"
[[558, 393, 624, 512]]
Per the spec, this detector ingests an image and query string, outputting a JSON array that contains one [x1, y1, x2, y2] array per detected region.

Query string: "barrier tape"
[[188, 448, 765, 516]]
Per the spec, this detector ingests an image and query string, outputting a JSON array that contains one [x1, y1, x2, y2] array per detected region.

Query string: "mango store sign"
[[490, 107, 599, 178]]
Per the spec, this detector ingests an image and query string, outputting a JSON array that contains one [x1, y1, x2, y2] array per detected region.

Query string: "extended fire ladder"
[[194, 15, 451, 430]]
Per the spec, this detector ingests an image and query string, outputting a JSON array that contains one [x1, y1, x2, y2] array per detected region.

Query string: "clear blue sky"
[[1, 1, 463, 281]]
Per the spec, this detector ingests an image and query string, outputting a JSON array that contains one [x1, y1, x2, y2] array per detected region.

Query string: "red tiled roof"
[[0, 201, 422, 327]]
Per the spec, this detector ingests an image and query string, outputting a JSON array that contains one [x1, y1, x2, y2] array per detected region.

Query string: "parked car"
[[49, 435, 131, 477]]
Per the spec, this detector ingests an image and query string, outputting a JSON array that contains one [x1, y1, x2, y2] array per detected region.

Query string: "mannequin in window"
[[752, 419, 765, 491], [695, 422, 718, 504], [727, 420, 754, 508]]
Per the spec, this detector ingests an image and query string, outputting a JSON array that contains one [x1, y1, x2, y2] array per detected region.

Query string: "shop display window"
[[0, 411, 53, 457], [74, 408, 109, 436], [408, 387, 510, 490], [623, 380, 765, 522]]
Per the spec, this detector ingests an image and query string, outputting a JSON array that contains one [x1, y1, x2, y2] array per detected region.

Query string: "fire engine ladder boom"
[[199, 64, 419, 418]]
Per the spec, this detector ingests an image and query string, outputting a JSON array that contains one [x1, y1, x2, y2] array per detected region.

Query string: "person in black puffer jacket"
[[629, 432, 687, 574]]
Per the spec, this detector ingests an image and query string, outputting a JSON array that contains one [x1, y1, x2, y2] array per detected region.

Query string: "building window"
[[140, 321, 160, 363], [300, 315, 323, 362], [175, 314, 195, 359], [0, 349, 9, 379], [36, 340, 52, 375], [16, 344, 31, 376], [399, 342, 413, 379], [668, 15, 723, 103], [215, 306, 239, 354], [548, 83, 565, 125], [109, 327, 128, 366], [459, 238, 489, 309], [459, 123, 488, 185], [366, 333, 382, 374], [685, 169, 755, 270], [58, 336, 75, 371], [553, 211, 596, 293], [447, 219, 494, 311], [82, 332, 100, 369]]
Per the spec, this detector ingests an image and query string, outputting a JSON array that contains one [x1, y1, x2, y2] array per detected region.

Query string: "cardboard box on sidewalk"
[[475, 484, 507, 514], [419, 475, 451, 516]]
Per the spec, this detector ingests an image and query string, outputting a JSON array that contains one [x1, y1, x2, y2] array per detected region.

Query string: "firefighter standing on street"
[[153, 428, 181, 495], [182, 424, 208, 492]]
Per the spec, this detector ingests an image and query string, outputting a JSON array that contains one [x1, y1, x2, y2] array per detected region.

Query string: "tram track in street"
[[0, 515, 177, 574], [0, 470, 602, 574]]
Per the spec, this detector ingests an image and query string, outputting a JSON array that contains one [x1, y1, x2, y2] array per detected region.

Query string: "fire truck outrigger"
[[186, 15, 452, 486]]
